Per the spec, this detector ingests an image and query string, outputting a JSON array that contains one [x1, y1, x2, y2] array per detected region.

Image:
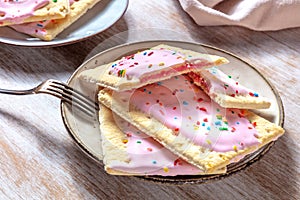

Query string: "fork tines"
[[44, 80, 99, 117]]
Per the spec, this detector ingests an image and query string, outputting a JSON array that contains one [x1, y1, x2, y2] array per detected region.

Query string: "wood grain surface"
[[0, 1, 299, 199]]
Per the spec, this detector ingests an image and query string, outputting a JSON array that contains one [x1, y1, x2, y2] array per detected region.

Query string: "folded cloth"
[[178, 0, 300, 31]]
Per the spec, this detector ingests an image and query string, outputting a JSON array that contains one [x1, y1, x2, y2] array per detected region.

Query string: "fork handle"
[[0, 88, 35, 95]]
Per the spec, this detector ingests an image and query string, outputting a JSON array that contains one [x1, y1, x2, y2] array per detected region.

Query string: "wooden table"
[[0, 1, 299, 199]]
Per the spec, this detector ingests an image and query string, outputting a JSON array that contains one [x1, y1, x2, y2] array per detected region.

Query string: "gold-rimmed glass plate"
[[61, 40, 284, 185]]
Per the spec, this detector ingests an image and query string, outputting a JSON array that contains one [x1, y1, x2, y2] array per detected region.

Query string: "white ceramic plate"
[[0, 0, 128, 47], [61, 41, 284, 184]]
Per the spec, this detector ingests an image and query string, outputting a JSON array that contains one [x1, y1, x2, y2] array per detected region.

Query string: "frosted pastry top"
[[108, 48, 211, 83], [0, 0, 50, 24], [114, 75, 260, 153], [191, 67, 260, 98], [10, 0, 75, 38], [109, 115, 205, 176]]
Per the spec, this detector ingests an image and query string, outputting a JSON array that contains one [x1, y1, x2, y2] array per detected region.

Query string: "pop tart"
[[0, 0, 69, 26], [79, 44, 229, 91], [98, 75, 284, 173]]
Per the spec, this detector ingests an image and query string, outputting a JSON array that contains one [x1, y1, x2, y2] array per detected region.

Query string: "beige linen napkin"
[[178, 0, 300, 30]]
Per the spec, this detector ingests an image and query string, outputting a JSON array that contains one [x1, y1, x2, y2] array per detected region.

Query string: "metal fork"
[[0, 79, 99, 117]]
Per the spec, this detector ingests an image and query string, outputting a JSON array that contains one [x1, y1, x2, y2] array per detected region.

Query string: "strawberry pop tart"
[[10, 0, 102, 41], [99, 106, 226, 176], [189, 67, 271, 109], [98, 74, 284, 173], [0, 0, 69, 26], [79, 44, 229, 91]]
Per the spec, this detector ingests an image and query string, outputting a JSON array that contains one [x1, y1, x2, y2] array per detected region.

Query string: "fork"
[[0, 79, 99, 117]]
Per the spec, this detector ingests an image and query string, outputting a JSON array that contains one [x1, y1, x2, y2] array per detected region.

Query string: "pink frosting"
[[190, 67, 260, 98], [109, 49, 210, 82], [11, 0, 74, 38], [11, 19, 51, 37], [114, 75, 260, 153], [0, 0, 50, 24], [110, 117, 204, 176]]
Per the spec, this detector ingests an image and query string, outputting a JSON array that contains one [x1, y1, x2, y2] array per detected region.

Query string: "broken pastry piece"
[[0, 0, 69, 27], [79, 44, 229, 91], [189, 67, 271, 109], [10, 0, 102, 41], [98, 75, 284, 173], [99, 106, 226, 176]]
